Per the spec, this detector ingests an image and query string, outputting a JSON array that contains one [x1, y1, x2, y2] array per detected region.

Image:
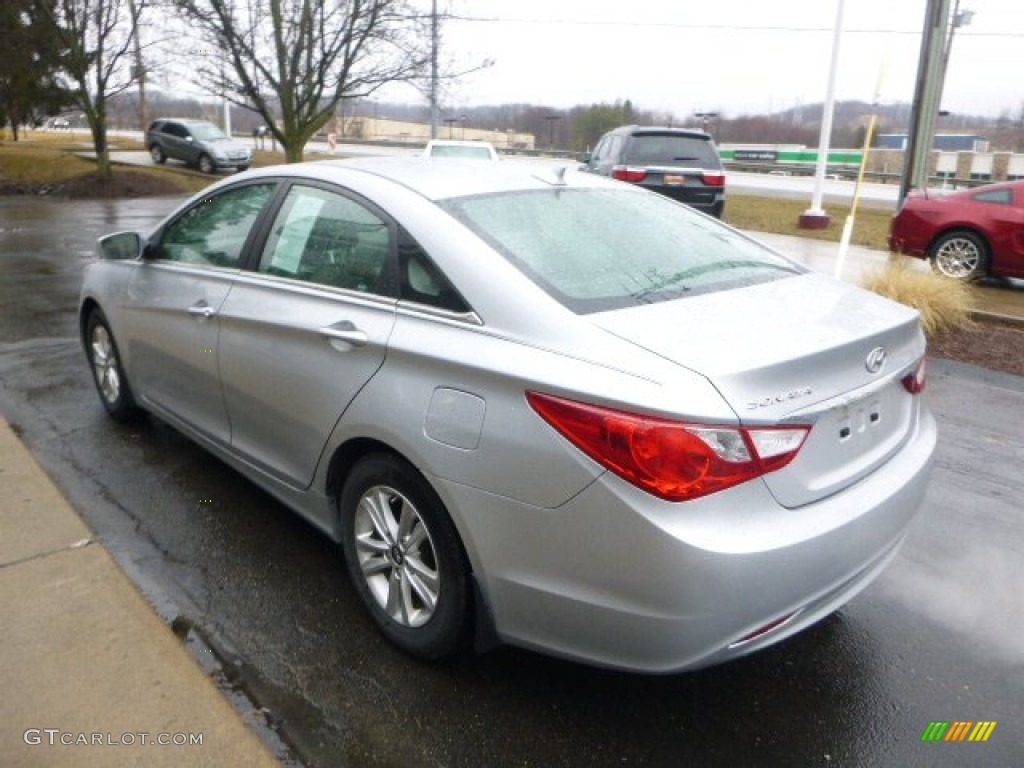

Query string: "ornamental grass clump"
[[861, 256, 974, 338]]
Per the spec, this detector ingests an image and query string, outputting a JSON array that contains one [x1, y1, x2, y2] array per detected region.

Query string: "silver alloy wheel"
[[150, 145, 164, 163], [90, 323, 121, 405], [354, 484, 440, 628], [198, 154, 214, 174], [933, 235, 982, 280]]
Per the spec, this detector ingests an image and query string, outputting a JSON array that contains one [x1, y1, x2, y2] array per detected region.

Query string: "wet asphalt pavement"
[[1, 195, 1022, 767]]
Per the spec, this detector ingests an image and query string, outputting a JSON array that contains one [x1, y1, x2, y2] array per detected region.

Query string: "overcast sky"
[[396, 0, 1024, 119]]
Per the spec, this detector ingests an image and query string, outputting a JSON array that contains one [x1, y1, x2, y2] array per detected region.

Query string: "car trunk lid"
[[591, 272, 926, 508]]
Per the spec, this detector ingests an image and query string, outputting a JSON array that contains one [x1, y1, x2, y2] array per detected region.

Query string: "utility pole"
[[899, 0, 952, 204], [430, 0, 439, 139]]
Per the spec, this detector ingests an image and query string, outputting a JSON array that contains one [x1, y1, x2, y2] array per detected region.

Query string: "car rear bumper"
[[437, 404, 936, 673], [647, 186, 725, 217]]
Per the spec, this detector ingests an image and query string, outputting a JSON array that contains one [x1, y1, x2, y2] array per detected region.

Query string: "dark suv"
[[146, 118, 253, 174], [581, 126, 726, 218]]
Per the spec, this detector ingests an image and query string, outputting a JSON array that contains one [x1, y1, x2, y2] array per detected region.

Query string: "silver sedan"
[[79, 158, 936, 673]]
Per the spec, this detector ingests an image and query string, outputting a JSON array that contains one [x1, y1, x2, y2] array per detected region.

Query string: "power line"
[[449, 15, 1022, 38]]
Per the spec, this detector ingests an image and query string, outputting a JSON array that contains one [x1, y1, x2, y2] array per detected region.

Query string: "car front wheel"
[[149, 145, 166, 164], [929, 230, 988, 281], [339, 453, 471, 659], [197, 154, 215, 174], [85, 310, 137, 421]]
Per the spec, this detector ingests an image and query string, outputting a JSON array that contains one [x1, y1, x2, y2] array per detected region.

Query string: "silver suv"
[[146, 118, 253, 174]]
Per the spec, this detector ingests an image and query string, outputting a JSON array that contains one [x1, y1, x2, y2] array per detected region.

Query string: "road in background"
[[103, 129, 899, 208]]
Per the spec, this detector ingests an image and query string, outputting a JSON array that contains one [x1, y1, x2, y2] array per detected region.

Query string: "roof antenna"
[[533, 165, 569, 187]]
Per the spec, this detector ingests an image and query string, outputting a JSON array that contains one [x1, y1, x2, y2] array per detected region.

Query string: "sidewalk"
[[0, 419, 285, 767]]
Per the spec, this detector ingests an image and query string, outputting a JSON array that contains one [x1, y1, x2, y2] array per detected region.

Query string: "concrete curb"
[[0, 418, 286, 768]]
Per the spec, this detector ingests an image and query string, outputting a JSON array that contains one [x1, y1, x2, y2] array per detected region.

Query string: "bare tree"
[[173, 0, 431, 163], [32, 0, 145, 178]]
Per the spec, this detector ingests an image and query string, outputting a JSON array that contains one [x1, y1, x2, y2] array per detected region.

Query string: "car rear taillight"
[[612, 165, 648, 182], [902, 358, 926, 394], [526, 392, 810, 502], [701, 171, 726, 186]]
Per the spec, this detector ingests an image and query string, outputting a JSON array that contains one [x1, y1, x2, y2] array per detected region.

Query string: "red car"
[[888, 180, 1024, 281]]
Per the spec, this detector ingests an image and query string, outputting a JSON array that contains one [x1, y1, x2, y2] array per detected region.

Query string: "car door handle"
[[188, 302, 216, 318], [318, 321, 368, 347]]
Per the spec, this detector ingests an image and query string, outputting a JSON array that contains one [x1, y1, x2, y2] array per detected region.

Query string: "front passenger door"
[[123, 182, 277, 443]]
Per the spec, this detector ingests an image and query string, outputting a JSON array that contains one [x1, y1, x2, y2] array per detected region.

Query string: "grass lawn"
[[723, 192, 893, 252]]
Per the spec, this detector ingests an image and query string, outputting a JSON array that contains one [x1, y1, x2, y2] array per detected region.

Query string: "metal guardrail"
[[722, 161, 998, 190]]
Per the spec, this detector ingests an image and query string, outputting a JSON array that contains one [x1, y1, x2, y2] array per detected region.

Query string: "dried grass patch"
[[861, 256, 974, 337]]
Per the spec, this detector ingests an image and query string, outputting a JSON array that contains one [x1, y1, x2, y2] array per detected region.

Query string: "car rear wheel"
[[149, 145, 166, 164], [197, 154, 215, 174], [85, 310, 138, 421], [929, 230, 988, 281], [339, 453, 470, 659]]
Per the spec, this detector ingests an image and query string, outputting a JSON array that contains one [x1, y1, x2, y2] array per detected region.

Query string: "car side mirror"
[[97, 231, 143, 261], [578, 152, 592, 164]]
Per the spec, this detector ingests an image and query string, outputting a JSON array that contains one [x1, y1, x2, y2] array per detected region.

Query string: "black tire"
[[339, 453, 470, 659], [928, 229, 989, 282], [198, 154, 215, 174], [236, 164, 250, 173], [149, 144, 166, 164], [84, 309, 138, 421]]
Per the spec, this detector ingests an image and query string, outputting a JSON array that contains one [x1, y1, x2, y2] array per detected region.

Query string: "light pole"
[[545, 114, 561, 150], [694, 112, 718, 135]]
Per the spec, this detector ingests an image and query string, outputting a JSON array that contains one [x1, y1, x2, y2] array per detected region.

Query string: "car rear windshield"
[[441, 187, 801, 313], [623, 133, 720, 168], [430, 145, 493, 159]]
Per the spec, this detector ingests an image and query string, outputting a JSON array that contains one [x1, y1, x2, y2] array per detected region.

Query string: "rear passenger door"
[[160, 122, 192, 163], [217, 182, 397, 488]]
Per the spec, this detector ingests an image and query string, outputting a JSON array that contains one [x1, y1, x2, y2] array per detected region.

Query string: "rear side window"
[[972, 188, 1012, 205], [441, 188, 800, 313], [623, 134, 720, 169], [397, 228, 468, 313]]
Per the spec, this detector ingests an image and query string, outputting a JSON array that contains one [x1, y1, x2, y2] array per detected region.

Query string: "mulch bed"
[[0, 170, 185, 199], [930, 317, 1024, 377]]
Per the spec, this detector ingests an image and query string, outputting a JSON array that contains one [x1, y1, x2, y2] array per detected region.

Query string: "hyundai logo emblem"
[[865, 347, 887, 374]]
